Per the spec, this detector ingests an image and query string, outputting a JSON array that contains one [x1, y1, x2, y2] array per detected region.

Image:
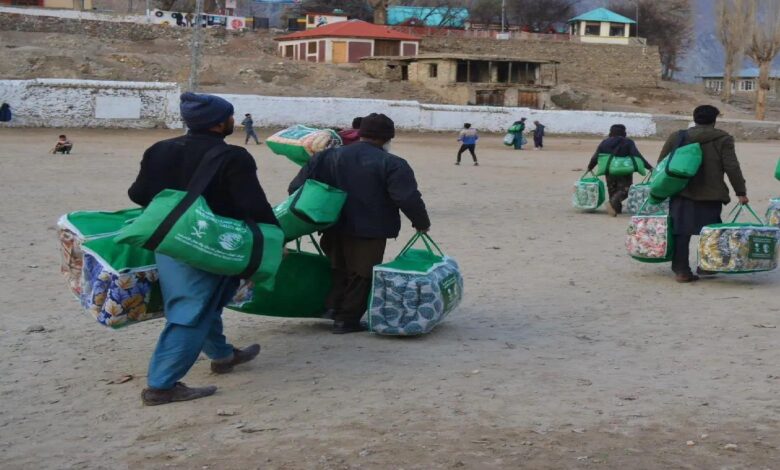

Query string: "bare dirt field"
[[0, 129, 779, 469]]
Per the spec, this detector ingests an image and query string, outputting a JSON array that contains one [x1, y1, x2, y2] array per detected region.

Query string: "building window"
[[585, 22, 601, 35], [308, 41, 317, 54], [705, 79, 723, 92], [740, 80, 755, 91], [307, 15, 314, 24], [429, 64, 438, 78], [609, 24, 625, 37]]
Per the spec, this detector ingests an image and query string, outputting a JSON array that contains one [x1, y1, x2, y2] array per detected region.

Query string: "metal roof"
[[363, 54, 558, 64], [569, 8, 636, 24], [275, 19, 421, 42], [699, 67, 780, 79]]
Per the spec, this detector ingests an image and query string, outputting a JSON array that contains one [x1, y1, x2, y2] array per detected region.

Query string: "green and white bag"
[[274, 179, 346, 241], [266, 125, 342, 167], [625, 200, 674, 263], [626, 175, 669, 215], [115, 145, 284, 282], [648, 131, 702, 204], [594, 154, 647, 177], [227, 236, 331, 318], [698, 204, 779, 274], [572, 171, 606, 211], [368, 233, 463, 336], [775, 158, 780, 180]]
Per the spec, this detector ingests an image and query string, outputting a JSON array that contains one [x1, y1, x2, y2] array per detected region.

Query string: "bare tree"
[[746, 0, 780, 120], [610, 0, 692, 80], [717, 0, 755, 103], [470, 0, 502, 25], [507, 0, 580, 31]]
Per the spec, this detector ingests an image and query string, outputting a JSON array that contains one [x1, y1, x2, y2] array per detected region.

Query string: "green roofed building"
[[568, 8, 636, 45]]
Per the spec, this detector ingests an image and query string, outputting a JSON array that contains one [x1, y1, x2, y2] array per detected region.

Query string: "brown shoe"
[[211, 344, 261, 374], [675, 273, 700, 283], [606, 201, 617, 217], [142, 382, 217, 406]]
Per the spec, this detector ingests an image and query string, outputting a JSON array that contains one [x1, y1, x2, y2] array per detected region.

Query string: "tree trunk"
[[722, 63, 732, 103], [756, 60, 770, 120], [374, 2, 387, 25]]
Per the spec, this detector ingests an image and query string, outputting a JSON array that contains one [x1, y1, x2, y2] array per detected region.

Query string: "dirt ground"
[[0, 129, 779, 469]]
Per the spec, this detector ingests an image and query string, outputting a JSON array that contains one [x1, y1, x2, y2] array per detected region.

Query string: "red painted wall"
[[348, 41, 372, 63], [318, 40, 325, 62]]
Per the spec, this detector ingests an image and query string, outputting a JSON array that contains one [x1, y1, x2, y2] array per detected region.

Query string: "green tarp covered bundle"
[[594, 154, 647, 177], [226, 237, 331, 318], [698, 204, 779, 273], [368, 233, 463, 336], [274, 179, 346, 241], [266, 125, 342, 167], [572, 171, 605, 211], [775, 157, 780, 180], [648, 132, 702, 204], [57, 208, 165, 329], [115, 145, 284, 283]]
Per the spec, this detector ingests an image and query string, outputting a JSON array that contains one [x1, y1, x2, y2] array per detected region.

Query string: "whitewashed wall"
[[0, 6, 145, 23], [219, 94, 658, 136], [0, 79, 181, 128]]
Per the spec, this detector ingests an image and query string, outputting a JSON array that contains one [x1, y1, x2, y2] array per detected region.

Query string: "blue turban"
[[180, 92, 234, 131]]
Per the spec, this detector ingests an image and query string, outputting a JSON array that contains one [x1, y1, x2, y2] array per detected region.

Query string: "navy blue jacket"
[[587, 136, 652, 172], [289, 141, 430, 239]]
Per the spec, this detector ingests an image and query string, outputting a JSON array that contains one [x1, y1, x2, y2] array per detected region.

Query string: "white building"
[[568, 8, 635, 45]]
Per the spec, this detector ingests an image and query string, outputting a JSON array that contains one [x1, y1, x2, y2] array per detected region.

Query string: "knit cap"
[[180, 92, 234, 131]]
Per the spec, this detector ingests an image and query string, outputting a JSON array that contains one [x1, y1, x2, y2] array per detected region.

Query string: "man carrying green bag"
[[274, 179, 346, 241], [122, 92, 281, 406], [657, 105, 749, 283]]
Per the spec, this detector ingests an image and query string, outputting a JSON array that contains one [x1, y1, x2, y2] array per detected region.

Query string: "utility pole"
[[188, 0, 205, 92], [501, 0, 506, 33], [635, 1, 640, 37], [146, 0, 151, 22]]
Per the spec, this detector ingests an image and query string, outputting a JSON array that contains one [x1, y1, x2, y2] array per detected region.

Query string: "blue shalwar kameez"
[[147, 253, 240, 390]]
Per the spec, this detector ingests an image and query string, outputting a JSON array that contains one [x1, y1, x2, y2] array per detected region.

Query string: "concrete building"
[[701, 68, 780, 97], [276, 19, 420, 64], [305, 11, 348, 29], [0, 0, 92, 8], [362, 54, 558, 108], [568, 8, 635, 45]]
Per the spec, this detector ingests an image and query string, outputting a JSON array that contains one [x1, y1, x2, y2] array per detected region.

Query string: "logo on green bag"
[[748, 235, 776, 260], [218, 232, 245, 251], [440, 274, 460, 312], [192, 220, 208, 239]]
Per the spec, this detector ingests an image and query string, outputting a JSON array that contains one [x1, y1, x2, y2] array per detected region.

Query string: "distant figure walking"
[[456, 123, 479, 166], [0, 102, 11, 122], [241, 113, 261, 145], [52, 134, 73, 155], [533, 121, 545, 150], [508, 118, 527, 150]]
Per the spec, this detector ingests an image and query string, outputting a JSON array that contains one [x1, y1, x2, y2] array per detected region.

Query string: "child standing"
[[456, 123, 479, 166]]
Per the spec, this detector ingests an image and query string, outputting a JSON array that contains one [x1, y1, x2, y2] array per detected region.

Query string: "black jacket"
[[289, 141, 430, 239], [587, 136, 653, 172], [128, 131, 278, 225]]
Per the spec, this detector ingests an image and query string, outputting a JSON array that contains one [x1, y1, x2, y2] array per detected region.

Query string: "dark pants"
[[321, 232, 387, 325], [245, 129, 260, 144], [457, 144, 477, 163], [606, 175, 633, 213], [672, 234, 693, 275], [534, 135, 543, 148]]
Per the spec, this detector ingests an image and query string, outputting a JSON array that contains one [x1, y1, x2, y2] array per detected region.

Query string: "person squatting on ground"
[[509, 118, 527, 150], [241, 113, 261, 145], [288, 113, 431, 334], [52, 135, 73, 154], [128, 93, 279, 405], [337, 117, 363, 146], [533, 121, 545, 150], [456, 123, 479, 166], [658, 105, 748, 283], [587, 124, 653, 216]]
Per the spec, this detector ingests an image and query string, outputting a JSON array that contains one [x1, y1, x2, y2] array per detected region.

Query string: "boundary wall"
[[2, 79, 779, 139]]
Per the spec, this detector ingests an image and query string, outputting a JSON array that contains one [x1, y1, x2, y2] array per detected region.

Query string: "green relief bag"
[[649, 131, 703, 203], [775, 157, 780, 180], [115, 145, 284, 282], [698, 204, 779, 274], [266, 125, 342, 167], [595, 154, 647, 177], [572, 171, 605, 211], [274, 179, 347, 241], [226, 236, 331, 318]]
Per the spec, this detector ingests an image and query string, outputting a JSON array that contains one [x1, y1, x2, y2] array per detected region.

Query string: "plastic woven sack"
[[698, 204, 779, 273], [649, 140, 703, 202], [266, 125, 342, 167], [595, 154, 647, 177], [503, 133, 514, 146], [274, 179, 347, 241], [115, 189, 284, 282], [626, 201, 674, 263], [626, 179, 670, 215], [226, 237, 331, 318], [58, 208, 143, 297], [368, 233, 463, 336], [572, 171, 605, 211], [767, 198, 780, 228]]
